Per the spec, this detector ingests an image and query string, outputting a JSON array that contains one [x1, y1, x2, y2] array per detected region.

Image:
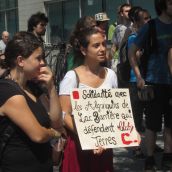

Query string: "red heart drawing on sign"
[[73, 91, 79, 99]]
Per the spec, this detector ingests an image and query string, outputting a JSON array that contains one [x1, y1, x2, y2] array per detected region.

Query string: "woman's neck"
[[82, 62, 102, 75], [9, 69, 26, 89]]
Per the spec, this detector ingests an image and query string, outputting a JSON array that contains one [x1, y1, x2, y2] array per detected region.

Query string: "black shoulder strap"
[[73, 69, 80, 88]]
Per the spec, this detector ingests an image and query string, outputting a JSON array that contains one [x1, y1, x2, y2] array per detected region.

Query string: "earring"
[[82, 51, 86, 56]]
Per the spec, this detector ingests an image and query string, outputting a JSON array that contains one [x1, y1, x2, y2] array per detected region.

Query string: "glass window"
[[0, 0, 6, 10], [0, 0, 18, 38], [130, 0, 156, 18], [7, 9, 18, 36], [46, 0, 134, 43], [63, 0, 79, 41], [0, 12, 5, 34], [6, 0, 18, 8], [82, 0, 102, 16], [45, 0, 79, 43], [47, 2, 63, 44]]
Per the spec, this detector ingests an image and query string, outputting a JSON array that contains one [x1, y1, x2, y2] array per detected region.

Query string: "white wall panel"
[[18, 0, 45, 31]]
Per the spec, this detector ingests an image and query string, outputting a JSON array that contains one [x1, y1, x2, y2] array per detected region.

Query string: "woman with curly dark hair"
[[0, 31, 63, 172]]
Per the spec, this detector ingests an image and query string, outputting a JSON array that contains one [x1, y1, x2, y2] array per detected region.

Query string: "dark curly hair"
[[69, 16, 97, 66], [27, 12, 48, 32], [71, 26, 104, 65], [2, 31, 42, 69]]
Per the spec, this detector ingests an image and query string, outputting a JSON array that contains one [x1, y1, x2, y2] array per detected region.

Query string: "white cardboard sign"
[[70, 88, 139, 150]]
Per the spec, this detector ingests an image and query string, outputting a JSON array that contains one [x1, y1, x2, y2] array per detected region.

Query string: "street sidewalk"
[[54, 131, 169, 172], [113, 131, 168, 172]]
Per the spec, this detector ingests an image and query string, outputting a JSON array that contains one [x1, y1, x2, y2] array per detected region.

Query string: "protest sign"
[[70, 88, 140, 150]]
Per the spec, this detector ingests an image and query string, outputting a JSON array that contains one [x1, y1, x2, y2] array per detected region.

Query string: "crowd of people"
[[0, 0, 172, 172]]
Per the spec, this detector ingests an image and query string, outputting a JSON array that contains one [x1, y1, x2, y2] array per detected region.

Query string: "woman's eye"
[[102, 42, 106, 47], [37, 56, 42, 61], [94, 43, 99, 48]]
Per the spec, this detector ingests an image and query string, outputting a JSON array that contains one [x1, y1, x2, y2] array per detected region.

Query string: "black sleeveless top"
[[0, 79, 53, 172]]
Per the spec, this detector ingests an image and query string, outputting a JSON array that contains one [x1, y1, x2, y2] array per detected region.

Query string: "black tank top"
[[0, 79, 53, 172]]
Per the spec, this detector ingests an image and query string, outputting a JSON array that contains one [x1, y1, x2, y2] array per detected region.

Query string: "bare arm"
[[38, 66, 63, 129], [110, 43, 118, 58], [128, 43, 145, 88], [1, 95, 60, 143], [48, 86, 63, 129], [59, 95, 77, 133]]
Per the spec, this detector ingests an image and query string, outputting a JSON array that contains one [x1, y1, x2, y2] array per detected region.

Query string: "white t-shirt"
[[111, 24, 127, 47], [0, 40, 6, 53], [59, 68, 118, 95]]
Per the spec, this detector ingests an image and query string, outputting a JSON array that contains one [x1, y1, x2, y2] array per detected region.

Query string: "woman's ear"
[[80, 46, 86, 56], [16, 56, 25, 67]]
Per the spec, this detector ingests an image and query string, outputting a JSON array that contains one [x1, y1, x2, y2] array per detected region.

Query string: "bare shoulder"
[[2, 94, 25, 109]]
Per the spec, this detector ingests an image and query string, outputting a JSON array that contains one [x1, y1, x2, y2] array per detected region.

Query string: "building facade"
[[0, 0, 156, 43]]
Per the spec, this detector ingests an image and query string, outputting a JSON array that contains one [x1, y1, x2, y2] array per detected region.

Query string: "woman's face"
[[22, 47, 44, 79], [82, 32, 106, 64]]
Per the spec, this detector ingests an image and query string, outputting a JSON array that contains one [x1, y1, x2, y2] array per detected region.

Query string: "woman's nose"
[[40, 59, 46, 67]]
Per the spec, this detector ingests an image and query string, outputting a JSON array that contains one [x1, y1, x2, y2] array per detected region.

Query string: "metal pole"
[[79, 0, 82, 17]]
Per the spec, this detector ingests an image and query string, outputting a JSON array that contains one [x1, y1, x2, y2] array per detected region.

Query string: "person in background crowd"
[[111, 3, 132, 61], [0, 31, 9, 55], [95, 12, 113, 67], [95, 12, 110, 35], [108, 5, 122, 72], [27, 12, 48, 44], [127, 7, 151, 158], [0, 31, 63, 172], [0, 31, 9, 76], [59, 25, 117, 172], [129, 0, 172, 170], [27, 12, 52, 92]]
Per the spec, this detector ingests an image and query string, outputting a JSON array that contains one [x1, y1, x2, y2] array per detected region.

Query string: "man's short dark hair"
[[119, 3, 132, 13], [154, 0, 168, 16], [27, 12, 48, 32]]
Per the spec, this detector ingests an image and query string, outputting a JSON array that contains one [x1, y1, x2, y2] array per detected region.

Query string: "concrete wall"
[[18, 0, 45, 31]]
